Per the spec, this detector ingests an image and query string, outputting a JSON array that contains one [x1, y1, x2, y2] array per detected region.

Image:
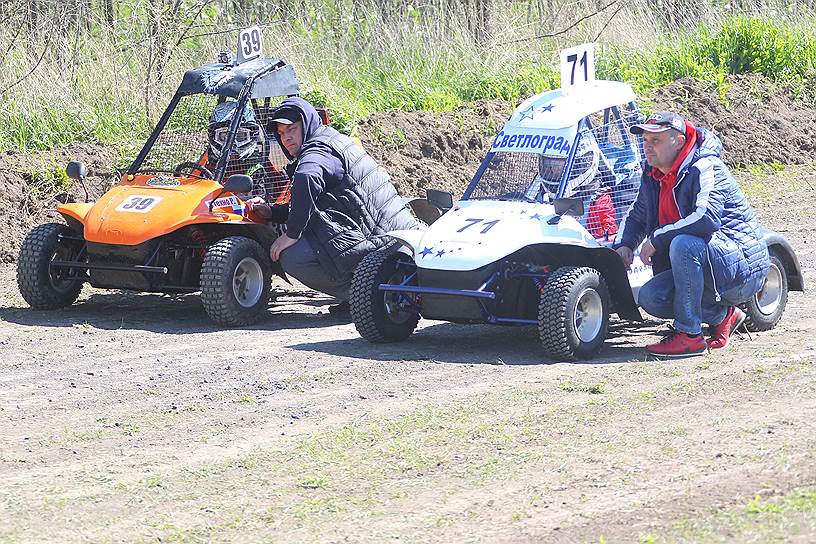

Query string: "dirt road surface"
[[1, 167, 815, 543]]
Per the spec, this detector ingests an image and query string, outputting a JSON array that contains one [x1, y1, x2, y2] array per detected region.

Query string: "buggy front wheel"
[[17, 223, 84, 309], [740, 252, 788, 332], [538, 266, 610, 361], [200, 236, 270, 326], [350, 249, 419, 343]]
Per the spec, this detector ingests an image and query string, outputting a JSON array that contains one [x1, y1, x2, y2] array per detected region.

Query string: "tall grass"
[[2, 1, 816, 152]]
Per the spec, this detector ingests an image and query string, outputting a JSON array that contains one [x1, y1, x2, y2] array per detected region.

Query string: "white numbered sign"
[[236, 26, 263, 64], [115, 195, 163, 213], [560, 43, 596, 95]]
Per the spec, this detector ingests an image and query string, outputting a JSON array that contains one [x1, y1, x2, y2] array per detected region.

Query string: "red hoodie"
[[649, 120, 697, 226]]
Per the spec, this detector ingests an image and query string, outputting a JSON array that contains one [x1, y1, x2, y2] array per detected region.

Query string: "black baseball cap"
[[270, 107, 301, 125], [630, 111, 685, 134]]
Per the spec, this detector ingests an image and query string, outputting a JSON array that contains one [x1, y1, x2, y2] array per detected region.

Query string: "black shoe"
[[328, 301, 350, 318]]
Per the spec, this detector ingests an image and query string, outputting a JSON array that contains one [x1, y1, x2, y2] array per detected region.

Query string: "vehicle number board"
[[115, 195, 163, 213], [237, 26, 263, 63], [560, 43, 595, 94]]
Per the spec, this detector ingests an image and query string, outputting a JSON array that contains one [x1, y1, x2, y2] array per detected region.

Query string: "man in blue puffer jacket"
[[614, 112, 770, 358]]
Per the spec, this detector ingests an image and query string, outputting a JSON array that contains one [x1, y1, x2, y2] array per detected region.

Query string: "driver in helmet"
[[536, 135, 618, 239], [203, 101, 290, 223]]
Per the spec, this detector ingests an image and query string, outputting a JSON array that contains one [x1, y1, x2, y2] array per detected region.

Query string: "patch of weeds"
[[142, 388, 160, 396], [119, 422, 140, 436], [297, 475, 329, 490], [645, 488, 816, 542], [559, 377, 606, 394], [510, 509, 530, 522], [667, 425, 688, 436], [290, 496, 348, 520], [24, 162, 72, 201], [142, 475, 163, 489], [181, 401, 208, 412], [366, 123, 408, 149]]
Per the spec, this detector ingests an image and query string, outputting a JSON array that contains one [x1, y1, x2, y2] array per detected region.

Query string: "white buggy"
[[349, 46, 803, 361]]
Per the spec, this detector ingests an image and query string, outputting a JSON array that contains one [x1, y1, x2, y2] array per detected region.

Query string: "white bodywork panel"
[[392, 199, 653, 295]]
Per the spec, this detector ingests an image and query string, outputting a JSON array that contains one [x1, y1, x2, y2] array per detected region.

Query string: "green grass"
[[4, 13, 816, 152], [639, 488, 816, 543]]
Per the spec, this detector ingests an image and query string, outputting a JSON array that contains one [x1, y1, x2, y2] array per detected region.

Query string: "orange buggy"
[[17, 52, 310, 326]]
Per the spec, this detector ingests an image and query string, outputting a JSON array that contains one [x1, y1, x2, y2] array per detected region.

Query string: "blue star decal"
[[540, 103, 554, 113], [530, 213, 542, 221], [436, 249, 447, 257], [518, 105, 535, 121], [419, 247, 433, 258]]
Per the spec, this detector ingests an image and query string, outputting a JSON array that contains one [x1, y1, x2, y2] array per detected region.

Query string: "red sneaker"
[[647, 329, 707, 358], [707, 306, 746, 350]]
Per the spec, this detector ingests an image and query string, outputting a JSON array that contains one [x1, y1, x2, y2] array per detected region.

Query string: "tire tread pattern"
[[350, 249, 418, 343], [17, 223, 82, 309], [538, 266, 608, 361], [200, 236, 269, 326]]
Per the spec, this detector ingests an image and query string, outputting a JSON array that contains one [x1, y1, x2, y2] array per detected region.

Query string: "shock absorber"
[[189, 227, 207, 259]]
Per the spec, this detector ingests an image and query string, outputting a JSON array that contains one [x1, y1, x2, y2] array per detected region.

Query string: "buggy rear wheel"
[[17, 223, 84, 309], [740, 252, 788, 332], [200, 236, 270, 326], [350, 249, 419, 343], [538, 266, 610, 361]]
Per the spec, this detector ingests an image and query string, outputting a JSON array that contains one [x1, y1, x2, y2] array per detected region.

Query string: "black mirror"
[[66, 161, 86, 180], [223, 174, 252, 194], [426, 188, 453, 212], [554, 197, 584, 217]]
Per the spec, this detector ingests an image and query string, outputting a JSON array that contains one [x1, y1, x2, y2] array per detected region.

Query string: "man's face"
[[277, 121, 303, 157], [642, 130, 685, 173]]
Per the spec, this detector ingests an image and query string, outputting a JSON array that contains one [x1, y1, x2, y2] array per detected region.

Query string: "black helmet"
[[207, 101, 262, 161]]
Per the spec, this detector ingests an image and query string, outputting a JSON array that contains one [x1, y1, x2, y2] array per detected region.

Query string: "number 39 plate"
[[115, 195, 163, 213]]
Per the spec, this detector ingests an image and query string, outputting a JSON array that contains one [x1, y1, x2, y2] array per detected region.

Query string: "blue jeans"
[[638, 234, 764, 335]]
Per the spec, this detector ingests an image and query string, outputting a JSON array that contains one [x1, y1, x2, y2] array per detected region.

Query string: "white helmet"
[[562, 135, 600, 198]]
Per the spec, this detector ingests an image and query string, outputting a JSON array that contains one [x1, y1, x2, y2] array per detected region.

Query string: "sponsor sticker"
[[146, 176, 181, 187], [491, 131, 573, 156], [206, 195, 247, 215]]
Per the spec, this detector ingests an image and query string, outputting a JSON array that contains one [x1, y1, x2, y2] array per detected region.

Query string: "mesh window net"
[[138, 95, 292, 205], [466, 106, 643, 243]]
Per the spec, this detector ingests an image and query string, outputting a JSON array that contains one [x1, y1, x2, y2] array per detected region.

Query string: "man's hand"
[[639, 239, 656, 266], [244, 196, 265, 211], [615, 246, 634, 269], [270, 234, 298, 262]]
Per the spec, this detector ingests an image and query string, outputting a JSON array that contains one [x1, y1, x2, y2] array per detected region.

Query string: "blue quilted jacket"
[[616, 128, 770, 298]]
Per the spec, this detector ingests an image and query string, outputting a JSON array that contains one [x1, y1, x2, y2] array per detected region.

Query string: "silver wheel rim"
[[233, 257, 264, 308], [574, 288, 604, 343], [755, 263, 783, 316]]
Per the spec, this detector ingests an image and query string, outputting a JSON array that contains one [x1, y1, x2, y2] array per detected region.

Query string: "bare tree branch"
[[594, 0, 627, 41], [502, 0, 620, 44], [1, 35, 51, 94]]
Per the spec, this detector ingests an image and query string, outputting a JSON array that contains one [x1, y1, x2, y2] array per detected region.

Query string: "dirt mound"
[[0, 143, 119, 263], [356, 99, 513, 198], [650, 74, 816, 167]]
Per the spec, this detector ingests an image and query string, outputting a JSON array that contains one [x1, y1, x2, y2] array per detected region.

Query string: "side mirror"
[[223, 174, 252, 195], [66, 161, 86, 180], [553, 197, 584, 217], [426, 188, 453, 212]]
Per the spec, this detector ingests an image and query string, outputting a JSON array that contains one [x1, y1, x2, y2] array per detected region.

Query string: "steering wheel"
[[173, 161, 214, 179]]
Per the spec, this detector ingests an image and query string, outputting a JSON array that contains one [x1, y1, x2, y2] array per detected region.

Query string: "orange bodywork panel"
[[56, 174, 248, 246]]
